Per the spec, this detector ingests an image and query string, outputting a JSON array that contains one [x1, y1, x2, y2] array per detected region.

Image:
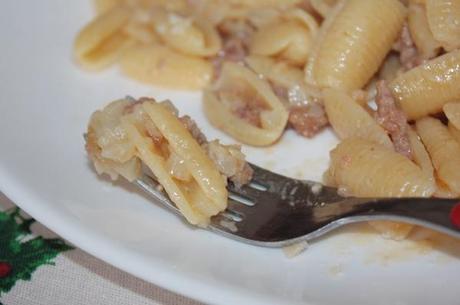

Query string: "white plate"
[[1, 2, 460, 305]]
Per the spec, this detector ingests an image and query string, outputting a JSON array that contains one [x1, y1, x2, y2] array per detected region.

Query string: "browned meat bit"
[[179, 115, 208, 145], [220, 88, 268, 127], [212, 20, 254, 77], [288, 103, 328, 138], [393, 23, 424, 71], [375, 80, 413, 159], [204, 140, 253, 187]]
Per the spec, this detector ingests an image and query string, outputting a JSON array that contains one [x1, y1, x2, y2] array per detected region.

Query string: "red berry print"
[[450, 202, 460, 229], [0, 261, 12, 278]]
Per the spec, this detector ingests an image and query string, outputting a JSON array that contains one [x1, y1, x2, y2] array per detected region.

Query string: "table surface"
[[0, 192, 204, 305]]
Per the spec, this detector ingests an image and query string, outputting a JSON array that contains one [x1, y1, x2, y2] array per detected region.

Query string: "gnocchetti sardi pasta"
[[425, 0, 460, 51], [327, 138, 435, 197], [390, 50, 460, 120], [305, 0, 406, 90], [74, 5, 135, 70], [416, 117, 460, 195], [120, 44, 213, 90], [408, 3, 441, 60], [86, 97, 253, 226], [443, 102, 460, 130], [323, 88, 393, 149], [79, 0, 460, 238], [203, 62, 288, 146], [250, 9, 318, 66]]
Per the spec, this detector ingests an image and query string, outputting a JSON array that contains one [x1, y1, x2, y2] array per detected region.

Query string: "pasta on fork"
[[78, 0, 460, 240], [86, 97, 253, 226]]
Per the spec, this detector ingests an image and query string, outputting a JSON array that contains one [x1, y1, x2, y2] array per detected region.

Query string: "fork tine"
[[227, 183, 261, 202]]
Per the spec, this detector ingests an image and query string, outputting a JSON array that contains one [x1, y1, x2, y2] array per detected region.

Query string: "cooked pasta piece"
[[250, 9, 318, 66], [448, 121, 460, 143], [434, 178, 459, 198], [74, 5, 135, 70], [323, 88, 393, 149], [309, 0, 338, 18], [443, 102, 460, 130], [305, 0, 406, 90], [416, 117, 460, 194], [408, 3, 441, 60], [86, 97, 253, 226], [389, 50, 460, 120], [151, 9, 221, 57], [426, 0, 460, 51], [203, 62, 288, 146], [327, 138, 435, 197], [378, 53, 403, 82], [120, 44, 213, 90], [407, 128, 434, 180]]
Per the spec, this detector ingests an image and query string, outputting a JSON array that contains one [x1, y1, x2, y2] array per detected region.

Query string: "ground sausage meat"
[[394, 23, 423, 71], [204, 140, 253, 187], [288, 103, 328, 138], [212, 20, 254, 78], [375, 80, 413, 159]]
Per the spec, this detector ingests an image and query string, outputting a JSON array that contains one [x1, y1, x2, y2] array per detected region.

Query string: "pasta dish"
[[80, 0, 460, 239]]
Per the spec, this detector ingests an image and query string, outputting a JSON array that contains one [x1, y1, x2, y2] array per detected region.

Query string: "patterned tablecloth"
[[0, 193, 203, 305]]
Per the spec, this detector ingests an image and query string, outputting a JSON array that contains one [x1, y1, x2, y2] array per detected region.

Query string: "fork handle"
[[348, 197, 460, 238]]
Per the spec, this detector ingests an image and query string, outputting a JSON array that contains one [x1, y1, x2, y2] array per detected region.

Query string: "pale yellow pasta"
[[309, 0, 338, 18], [246, 55, 305, 87], [390, 50, 460, 120], [123, 117, 221, 226], [142, 102, 228, 209], [323, 88, 393, 149], [327, 138, 435, 197], [151, 9, 221, 57], [203, 62, 288, 146], [443, 102, 460, 129], [250, 9, 318, 66], [407, 128, 434, 180], [378, 53, 403, 82], [305, 0, 406, 90], [408, 3, 441, 59], [74, 6, 135, 70], [120, 44, 213, 90], [122, 20, 159, 44], [416, 117, 460, 194], [448, 121, 460, 143], [434, 178, 459, 198], [426, 0, 460, 51]]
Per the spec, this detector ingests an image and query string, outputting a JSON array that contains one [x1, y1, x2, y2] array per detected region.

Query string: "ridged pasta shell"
[[323, 88, 393, 149], [390, 50, 460, 120], [120, 44, 212, 90], [443, 102, 460, 130], [250, 9, 318, 66], [327, 138, 435, 197], [426, 0, 460, 51], [408, 3, 441, 60], [74, 5, 135, 70], [416, 117, 460, 194], [203, 62, 288, 146], [305, 0, 406, 90], [151, 9, 221, 57]]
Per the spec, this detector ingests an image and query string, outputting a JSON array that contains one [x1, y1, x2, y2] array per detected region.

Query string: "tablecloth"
[[0, 193, 203, 305]]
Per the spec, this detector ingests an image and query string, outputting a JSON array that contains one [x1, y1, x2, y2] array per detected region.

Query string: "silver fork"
[[135, 163, 460, 247]]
